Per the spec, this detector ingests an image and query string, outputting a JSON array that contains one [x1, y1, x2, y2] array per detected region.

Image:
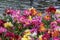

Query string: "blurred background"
[[0, 0, 60, 13]]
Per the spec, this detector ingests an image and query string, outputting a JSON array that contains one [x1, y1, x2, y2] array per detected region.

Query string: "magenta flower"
[[56, 19, 60, 23], [55, 14, 60, 19], [50, 21, 57, 28], [23, 10, 31, 16], [31, 16, 42, 27], [54, 26, 60, 31], [19, 16, 26, 23], [11, 10, 21, 18], [23, 19, 32, 27], [0, 27, 7, 34], [53, 37, 60, 40]]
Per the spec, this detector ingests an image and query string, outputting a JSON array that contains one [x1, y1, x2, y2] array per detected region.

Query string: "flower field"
[[0, 6, 60, 40]]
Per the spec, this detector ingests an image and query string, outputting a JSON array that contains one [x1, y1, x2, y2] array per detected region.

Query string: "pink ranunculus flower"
[[55, 13, 60, 19], [54, 26, 60, 31], [31, 16, 42, 27], [53, 37, 60, 40], [56, 19, 60, 23], [23, 10, 31, 16], [11, 10, 21, 18], [23, 19, 32, 27], [19, 16, 26, 23], [0, 27, 7, 34], [50, 21, 57, 28]]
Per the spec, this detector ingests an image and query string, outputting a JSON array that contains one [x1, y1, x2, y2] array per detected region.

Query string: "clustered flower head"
[[0, 6, 60, 40]]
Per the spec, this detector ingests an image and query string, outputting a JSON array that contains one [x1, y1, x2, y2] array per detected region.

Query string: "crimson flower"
[[5, 32, 15, 37], [46, 6, 56, 13], [0, 19, 6, 27]]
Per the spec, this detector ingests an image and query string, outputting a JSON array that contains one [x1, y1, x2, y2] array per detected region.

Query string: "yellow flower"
[[4, 22, 13, 28], [21, 35, 31, 40], [39, 35, 43, 40], [24, 29, 31, 36], [37, 12, 42, 16], [28, 16, 32, 20], [21, 37, 28, 40]]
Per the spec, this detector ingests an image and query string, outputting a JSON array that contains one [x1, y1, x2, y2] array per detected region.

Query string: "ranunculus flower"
[[0, 27, 7, 34], [24, 29, 31, 36], [42, 33, 50, 40], [19, 16, 26, 23], [38, 35, 43, 40], [51, 30, 59, 37], [50, 21, 57, 29], [5, 32, 15, 37], [54, 26, 60, 31], [46, 6, 56, 13], [28, 15, 32, 20], [30, 28, 37, 37], [23, 19, 32, 27], [0, 19, 6, 27], [55, 14, 60, 19], [4, 22, 13, 28], [38, 23, 46, 32], [23, 10, 31, 16], [44, 14, 51, 21], [31, 16, 42, 26], [56, 19, 60, 23], [21, 36, 31, 40], [53, 37, 60, 40], [29, 7, 37, 16]]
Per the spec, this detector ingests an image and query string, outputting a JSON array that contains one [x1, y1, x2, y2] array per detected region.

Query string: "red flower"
[[5, 8, 12, 14], [5, 32, 15, 37], [5, 32, 21, 40], [42, 33, 50, 40], [0, 19, 6, 27], [46, 6, 56, 13]]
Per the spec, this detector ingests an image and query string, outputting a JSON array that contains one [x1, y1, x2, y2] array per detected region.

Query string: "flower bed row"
[[0, 6, 60, 40]]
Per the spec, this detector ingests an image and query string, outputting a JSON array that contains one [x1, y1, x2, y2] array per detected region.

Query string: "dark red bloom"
[[0, 19, 6, 27], [46, 6, 56, 13], [42, 33, 50, 40], [5, 8, 13, 14], [5, 32, 15, 37], [5, 32, 20, 40]]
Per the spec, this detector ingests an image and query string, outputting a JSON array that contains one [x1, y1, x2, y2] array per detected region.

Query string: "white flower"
[[31, 32, 37, 37]]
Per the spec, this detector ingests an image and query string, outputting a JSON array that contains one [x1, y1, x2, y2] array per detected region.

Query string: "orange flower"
[[38, 25, 46, 32], [40, 22, 45, 26], [37, 12, 42, 16], [39, 35, 43, 40], [44, 15, 51, 21], [51, 31, 59, 37], [29, 7, 37, 16]]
